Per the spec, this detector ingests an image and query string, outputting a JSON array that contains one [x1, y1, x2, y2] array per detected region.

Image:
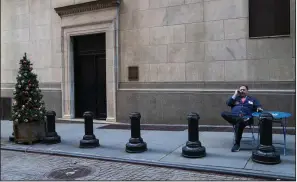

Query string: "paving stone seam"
[[158, 142, 186, 161], [1, 145, 293, 181], [243, 156, 252, 169]]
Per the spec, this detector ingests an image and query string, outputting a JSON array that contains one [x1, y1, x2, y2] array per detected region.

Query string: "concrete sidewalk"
[[1, 121, 295, 180]]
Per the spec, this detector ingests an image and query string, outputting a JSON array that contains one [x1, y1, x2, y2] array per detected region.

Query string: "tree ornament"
[[24, 119, 28, 122], [24, 73, 27, 76], [18, 85, 21, 88]]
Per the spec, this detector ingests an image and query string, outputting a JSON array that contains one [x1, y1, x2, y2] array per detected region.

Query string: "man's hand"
[[233, 89, 239, 98], [257, 108, 263, 112]]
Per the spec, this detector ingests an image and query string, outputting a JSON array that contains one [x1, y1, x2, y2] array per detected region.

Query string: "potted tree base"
[[13, 121, 45, 144], [12, 53, 47, 145]]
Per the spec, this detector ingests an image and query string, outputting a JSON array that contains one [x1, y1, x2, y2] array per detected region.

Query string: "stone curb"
[[1, 144, 294, 181]]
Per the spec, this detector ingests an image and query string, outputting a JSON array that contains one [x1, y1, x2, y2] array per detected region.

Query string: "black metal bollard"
[[43, 111, 61, 144], [79, 111, 99, 148], [252, 112, 281, 164], [182, 112, 206, 158], [125, 112, 147, 153], [9, 132, 14, 142]]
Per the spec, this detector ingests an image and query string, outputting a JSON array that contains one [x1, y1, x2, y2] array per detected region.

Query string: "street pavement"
[[1, 121, 295, 180], [1, 150, 261, 181]]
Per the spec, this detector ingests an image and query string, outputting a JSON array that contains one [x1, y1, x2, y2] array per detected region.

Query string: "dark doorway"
[[73, 33, 106, 120]]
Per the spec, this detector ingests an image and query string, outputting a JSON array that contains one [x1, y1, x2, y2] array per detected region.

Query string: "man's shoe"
[[231, 144, 240, 152]]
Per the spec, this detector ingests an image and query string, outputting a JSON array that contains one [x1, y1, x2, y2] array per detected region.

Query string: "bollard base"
[[9, 135, 15, 142], [182, 141, 206, 158], [125, 138, 147, 153], [79, 134, 99, 148], [252, 145, 281, 164], [43, 132, 61, 144]]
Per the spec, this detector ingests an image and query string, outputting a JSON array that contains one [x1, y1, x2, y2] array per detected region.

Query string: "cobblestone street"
[[0, 150, 263, 181]]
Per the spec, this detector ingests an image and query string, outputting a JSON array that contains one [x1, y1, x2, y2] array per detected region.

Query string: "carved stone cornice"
[[54, 0, 120, 17]]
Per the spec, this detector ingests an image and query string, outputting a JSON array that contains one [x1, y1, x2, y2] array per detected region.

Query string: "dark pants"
[[221, 111, 253, 145]]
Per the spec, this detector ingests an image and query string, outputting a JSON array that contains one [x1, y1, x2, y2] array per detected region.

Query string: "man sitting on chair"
[[221, 85, 263, 152]]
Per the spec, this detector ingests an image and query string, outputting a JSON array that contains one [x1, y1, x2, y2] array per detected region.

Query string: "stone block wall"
[[119, 0, 295, 82], [1, 0, 295, 124], [0, 0, 97, 117], [1, 0, 98, 84], [117, 0, 296, 125], [1, 0, 117, 118]]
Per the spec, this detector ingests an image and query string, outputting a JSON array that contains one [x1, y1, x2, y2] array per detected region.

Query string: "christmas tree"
[[12, 53, 46, 124]]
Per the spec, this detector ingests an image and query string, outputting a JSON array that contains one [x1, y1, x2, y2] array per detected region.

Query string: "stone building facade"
[[1, 0, 296, 126]]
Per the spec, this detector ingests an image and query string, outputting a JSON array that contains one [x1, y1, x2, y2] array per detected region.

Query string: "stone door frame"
[[59, 12, 117, 122]]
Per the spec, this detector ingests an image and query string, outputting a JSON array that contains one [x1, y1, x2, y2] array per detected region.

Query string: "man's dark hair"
[[241, 85, 249, 90]]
